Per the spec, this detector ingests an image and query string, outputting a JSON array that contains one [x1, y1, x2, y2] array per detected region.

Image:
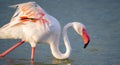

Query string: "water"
[[0, 0, 120, 65]]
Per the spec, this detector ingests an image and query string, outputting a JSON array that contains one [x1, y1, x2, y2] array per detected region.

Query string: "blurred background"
[[0, 0, 120, 65]]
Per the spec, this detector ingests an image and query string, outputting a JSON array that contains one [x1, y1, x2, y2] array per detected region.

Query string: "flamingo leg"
[[31, 47, 36, 60], [0, 40, 25, 57]]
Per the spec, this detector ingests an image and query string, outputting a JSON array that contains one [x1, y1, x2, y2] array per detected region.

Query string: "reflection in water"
[[1, 58, 71, 65], [52, 59, 71, 65]]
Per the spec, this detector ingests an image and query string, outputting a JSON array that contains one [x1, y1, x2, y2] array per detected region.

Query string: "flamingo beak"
[[82, 28, 90, 48]]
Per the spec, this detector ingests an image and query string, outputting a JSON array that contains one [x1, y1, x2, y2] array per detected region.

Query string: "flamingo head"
[[73, 22, 90, 48], [82, 27, 90, 48]]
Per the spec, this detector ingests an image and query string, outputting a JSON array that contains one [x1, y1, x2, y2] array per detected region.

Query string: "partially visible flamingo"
[[0, 2, 90, 60]]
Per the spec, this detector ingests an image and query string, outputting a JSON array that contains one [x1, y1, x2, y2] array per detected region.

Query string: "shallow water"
[[0, 0, 120, 65]]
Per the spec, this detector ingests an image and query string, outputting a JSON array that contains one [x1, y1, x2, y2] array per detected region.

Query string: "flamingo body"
[[0, 2, 90, 60]]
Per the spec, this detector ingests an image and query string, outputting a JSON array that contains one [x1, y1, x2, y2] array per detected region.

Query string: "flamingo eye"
[[34, 3, 38, 7]]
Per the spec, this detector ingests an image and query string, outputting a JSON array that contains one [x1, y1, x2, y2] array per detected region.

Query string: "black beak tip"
[[84, 44, 88, 48], [84, 40, 90, 48]]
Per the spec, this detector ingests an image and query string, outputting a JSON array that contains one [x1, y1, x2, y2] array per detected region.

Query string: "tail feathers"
[[0, 23, 23, 39]]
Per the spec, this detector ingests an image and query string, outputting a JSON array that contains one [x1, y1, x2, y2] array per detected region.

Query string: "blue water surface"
[[0, 0, 120, 65]]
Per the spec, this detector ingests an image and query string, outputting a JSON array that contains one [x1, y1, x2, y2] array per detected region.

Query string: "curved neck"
[[50, 23, 73, 59]]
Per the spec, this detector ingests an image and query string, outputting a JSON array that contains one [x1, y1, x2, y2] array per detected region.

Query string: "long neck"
[[50, 23, 73, 59]]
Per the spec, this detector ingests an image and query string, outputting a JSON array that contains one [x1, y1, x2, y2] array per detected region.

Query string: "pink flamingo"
[[0, 2, 90, 60]]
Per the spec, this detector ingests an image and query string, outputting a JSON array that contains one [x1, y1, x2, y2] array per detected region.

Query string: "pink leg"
[[31, 47, 36, 60], [0, 40, 25, 57]]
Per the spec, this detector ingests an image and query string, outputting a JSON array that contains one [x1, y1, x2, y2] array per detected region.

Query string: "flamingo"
[[0, 2, 90, 60]]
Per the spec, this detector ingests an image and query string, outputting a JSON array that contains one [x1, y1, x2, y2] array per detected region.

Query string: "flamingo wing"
[[8, 2, 48, 27], [0, 2, 50, 39]]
